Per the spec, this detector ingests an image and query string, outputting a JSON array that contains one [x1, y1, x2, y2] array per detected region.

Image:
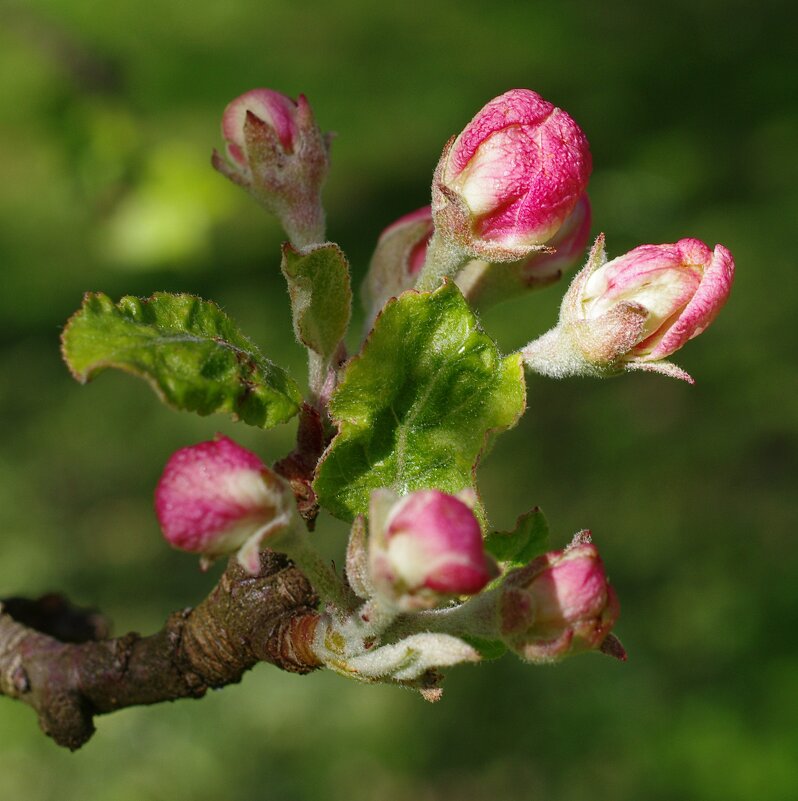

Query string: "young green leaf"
[[62, 292, 302, 428], [460, 636, 508, 661], [314, 282, 526, 521], [484, 508, 551, 568], [281, 242, 352, 359]]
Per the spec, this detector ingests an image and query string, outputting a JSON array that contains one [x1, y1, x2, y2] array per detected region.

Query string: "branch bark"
[[0, 551, 321, 750]]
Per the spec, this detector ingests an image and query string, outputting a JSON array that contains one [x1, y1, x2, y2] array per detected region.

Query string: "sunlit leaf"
[[314, 282, 525, 521], [62, 292, 302, 427], [485, 508, 551, 568]]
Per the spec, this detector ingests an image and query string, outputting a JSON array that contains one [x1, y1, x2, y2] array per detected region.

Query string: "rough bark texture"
[[0, 551, 321, 750]]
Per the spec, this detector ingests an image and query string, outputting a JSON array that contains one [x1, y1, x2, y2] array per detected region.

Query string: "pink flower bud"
[[211, 89, 330, 247], [560, 236, 735, 382], [432, 89, 592, 262], [222, 89, 301, 166], [362, 206, 434, 323], [456, 194, 592, 309], [155, 435, 293, 574], [521, 193, 592, 283], [380, 206, 434, 279], [500, 540, 619, 663], [369, 489, 497, 611]]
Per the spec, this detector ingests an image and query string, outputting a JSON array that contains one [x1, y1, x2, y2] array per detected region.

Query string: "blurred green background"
[[1, 0, 795, 798]]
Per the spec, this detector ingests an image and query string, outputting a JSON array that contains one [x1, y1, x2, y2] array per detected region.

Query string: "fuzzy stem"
[[306, 341, 345, 418], [415, 232, 470, 291], [350, 596, 400, 640], [385, 589, 502, 641], [281, 529, 355, 612], [280, 199, 326, 250], [520, 325, 591, 379]]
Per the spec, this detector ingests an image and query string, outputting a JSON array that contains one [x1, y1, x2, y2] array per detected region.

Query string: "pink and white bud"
[[521, 193, 592, 283], [155, 435, 293, 574], [500, 538, 619, 663], [362, 206, 434, 324], [369, 489, 497, 611], [557, 236, 735, 382], [212, 88, 330, 247], [432, 89, 592, 263], [456, 194, 592, 309]]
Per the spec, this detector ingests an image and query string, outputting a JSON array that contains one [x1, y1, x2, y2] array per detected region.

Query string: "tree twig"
[[0, 552, 321, 751]]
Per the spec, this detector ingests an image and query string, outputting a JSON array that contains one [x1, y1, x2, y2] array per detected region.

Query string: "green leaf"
[[62, 292, 302, 427], [281, 242, 352, 359], [460, 636, 508, 661], [485, 508, 551, 567], [314, 282, 526, 521]]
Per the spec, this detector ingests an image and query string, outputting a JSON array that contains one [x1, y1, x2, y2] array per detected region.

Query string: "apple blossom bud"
[[155, 435, 293, 574], [523, 235, 735, 383], [432, 89, 592, 264], [456, 194, 592, 309], [500, 539, 619, 663], [361, 206, 434, 324], [369, 489, 497, 611], [211, 88, 330, 248], [569, 236, 734, 381]]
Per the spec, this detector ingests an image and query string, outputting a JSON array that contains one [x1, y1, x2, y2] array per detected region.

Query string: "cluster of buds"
[[212, 88, 331, 248], [522, 235, 735, 382], [337, 489, 620, 670], [364, 88, 593, 308], [146, 85, 737, 691], [312, 489, 620, 688]]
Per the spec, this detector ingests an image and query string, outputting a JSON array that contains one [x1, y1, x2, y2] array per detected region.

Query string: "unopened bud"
[[212, 88, 330, 247], [155, 435, 293, 574], [369, 489, 497, 611], [456, 194, 591, 309], [362, 206, 434, 325], [432, 89, 592, 263], [523, 235, 735, 382], [500, 539, 619, 663]]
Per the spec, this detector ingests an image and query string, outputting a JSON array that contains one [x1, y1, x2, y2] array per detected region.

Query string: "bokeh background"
[[1, 0, 795, 799]]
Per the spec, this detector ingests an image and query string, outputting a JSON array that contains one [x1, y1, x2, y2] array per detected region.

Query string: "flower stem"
[[280, 199, 326, 250], [520, 325, 589, 379], [281, 529, 354, 612], [384, 589, 502, 641], [415, 232, 469, 291]]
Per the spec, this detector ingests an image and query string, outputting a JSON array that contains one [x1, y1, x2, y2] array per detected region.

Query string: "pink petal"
[[646, 243, 735, 360]]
